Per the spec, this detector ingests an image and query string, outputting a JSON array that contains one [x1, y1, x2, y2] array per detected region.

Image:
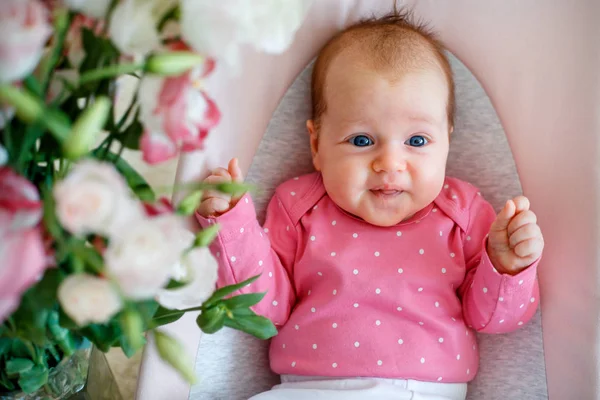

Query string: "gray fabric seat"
[[188, 54, 547, 400]]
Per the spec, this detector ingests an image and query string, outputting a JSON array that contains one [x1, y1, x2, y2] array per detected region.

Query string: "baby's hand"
[[197, 158, 244, 218], [486, 196, 544, 275]]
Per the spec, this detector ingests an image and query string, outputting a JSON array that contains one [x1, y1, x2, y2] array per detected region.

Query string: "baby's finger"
[[508, 223, 542, 249], [507, 210, 537, 236], [512, 196, 531, 214], [197, 197, 231, 217], [228, 158, 244, 183], [202, 175, 233, 202], [212, 167, 231, 179], [490, 199, 516, 233], [513, 237, 544, 259]]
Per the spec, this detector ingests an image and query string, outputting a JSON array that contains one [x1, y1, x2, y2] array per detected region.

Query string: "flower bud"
[[153, 330, 197, 384], [145, 52, 206, 76], [64, 97, 110, 159]]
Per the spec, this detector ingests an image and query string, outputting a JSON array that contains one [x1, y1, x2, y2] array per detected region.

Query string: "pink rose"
[[0, 0, 52, 83], [0, 168, 47, 322], [139, 43, 220, 164], [143, 197, 174, 217]]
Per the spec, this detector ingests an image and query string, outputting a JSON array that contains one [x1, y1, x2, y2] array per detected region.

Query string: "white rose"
[[58, 274, 123, 326], [105, 215, 190, 300], [0, 0, 52, 83], [157, 247, 218, 310], [0, 144, 7, 167], [180, 0, 313, 68], [53, 160, 144, 238], [64, 0, 112, 19], [108, 0, 167, 57]]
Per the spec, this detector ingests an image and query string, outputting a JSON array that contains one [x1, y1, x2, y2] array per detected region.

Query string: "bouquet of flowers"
[[0, 0, 311, 395]]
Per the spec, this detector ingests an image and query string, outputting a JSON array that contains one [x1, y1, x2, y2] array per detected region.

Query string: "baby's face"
[[309, 56, 450, 226]]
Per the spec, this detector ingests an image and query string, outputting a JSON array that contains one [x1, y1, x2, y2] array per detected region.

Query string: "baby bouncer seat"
[[135, 1, 600, 399]]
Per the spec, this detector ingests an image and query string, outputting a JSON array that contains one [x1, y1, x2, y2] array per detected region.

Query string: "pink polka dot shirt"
[[196, 172, 540, 384]]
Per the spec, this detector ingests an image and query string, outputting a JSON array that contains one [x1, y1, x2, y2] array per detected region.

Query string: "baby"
[[196, 11, 544, 400]]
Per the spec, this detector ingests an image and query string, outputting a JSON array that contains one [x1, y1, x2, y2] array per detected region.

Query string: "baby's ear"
[[306, 120, 321, 171]]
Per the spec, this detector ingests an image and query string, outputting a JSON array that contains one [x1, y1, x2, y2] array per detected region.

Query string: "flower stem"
[[79, 63, 145, 85], [41, 8, 72, 95]]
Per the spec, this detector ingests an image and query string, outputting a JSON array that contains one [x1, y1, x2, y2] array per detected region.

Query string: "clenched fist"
[[487, 196, 544, 275], [197, 158, 245, 218]]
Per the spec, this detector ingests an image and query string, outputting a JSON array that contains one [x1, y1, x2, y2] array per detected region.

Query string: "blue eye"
[[349, 135, 374, 147], [406, 135, 428, 147]]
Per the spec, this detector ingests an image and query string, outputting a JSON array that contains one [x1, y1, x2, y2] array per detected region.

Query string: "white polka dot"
[[245, 198, 249, 203], [352, 233, 358, 238], [282, 344, 286, 349], [438, 377, 443, 382], [375, 320, 381, 326], [272, 300, 278, 306], [294, 325, 299, 330], [451, 317, 456, 321], [420, 357, 425, 364], [291, 361, 296, 367], [333, 289, 337, 295], [398, 338, 404, 344], [398, 268, 404, 274], [499, 297, 504, 302], [499, 319, 505, 324], [377, 360, 383, 366], [483, 287, 488, 293], [294, 177, 299, 180], [374, 251, 380, 257], [317, 272, 322, 276], [231, 256, 236, 262], [473, 345, 476, 350], [353, 269, 359, 275], [466, 330, 469, 336], [216, 252, 220, 257], [353, 303, 359, 308], [518, 321, 523, 326], [450, 253, 455, 258], [313, 205, 318, 210], [331, 252, 336, 257], [311, 307, 316, 313], [520, 303, 525, 309], [332, 323, 338, 328], [375, 288, 381, 294], [444, 184, 449, 189], [258, 260, 263, 266], [264, 228, 269, 233], [354, 341, 360, 348], [452, 195, 458, 199], [418, 287, 423, 292], [530, 297, 535, 303], [477, 191, 481, 196], [240, 228, 244, 233], [259, 232, 263, 237], [290, 192, 296, 196], [519, 280, 524, 285], [331, 220, 337, 226], [419, 249, 425, 255], [466, 236, 471, 241], [419, 322, 424, 326], [467, 369, 470, 375], [307, 290, 311, 295], [396, 231, 402, 237], [269, 272, 273, 278], [310, 235, 316, 241], [439, 337, 444, 343], [440, 231, 443, 236], [312, 344, 317, 350], [435, 301, 440, 308], [332, 363, 337, 368], [441, 268, 447, 274], [456, 354, 461, 360], [286, 226, 290, 231], [433, 208, 438, 213]]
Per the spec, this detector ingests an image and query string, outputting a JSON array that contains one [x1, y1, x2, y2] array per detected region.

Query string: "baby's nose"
[[372, 149, 407, 173]]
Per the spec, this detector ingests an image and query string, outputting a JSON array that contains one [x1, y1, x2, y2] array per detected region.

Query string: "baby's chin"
[[357, 210, 415, 227]]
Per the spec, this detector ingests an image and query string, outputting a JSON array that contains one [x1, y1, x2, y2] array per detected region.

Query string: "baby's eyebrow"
[[407, 114, 439, 125]]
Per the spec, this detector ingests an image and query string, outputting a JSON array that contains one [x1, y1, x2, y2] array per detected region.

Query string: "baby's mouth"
[[370, 189, 403, 198]]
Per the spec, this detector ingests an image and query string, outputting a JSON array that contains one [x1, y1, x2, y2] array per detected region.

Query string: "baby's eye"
[[349, 135, 374, 147], [405, 135, 428, 147]]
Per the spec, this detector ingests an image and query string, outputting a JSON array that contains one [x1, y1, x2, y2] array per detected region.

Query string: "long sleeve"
[[195, 193, 298, 326], [457, 193, 540, 333]]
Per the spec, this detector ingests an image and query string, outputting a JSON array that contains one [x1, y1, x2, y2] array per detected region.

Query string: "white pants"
[[248, 376, 468, 400]]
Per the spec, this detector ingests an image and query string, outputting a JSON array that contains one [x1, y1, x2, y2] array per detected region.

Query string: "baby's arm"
[[196, 160, 297, 326], [457, 193, 540, 333]]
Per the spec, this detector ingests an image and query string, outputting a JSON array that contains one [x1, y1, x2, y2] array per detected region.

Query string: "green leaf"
[[6, 358, 35, 376], [0, 338, 11, 356], [120, 117, 143, 150], [216, 182, 251, 197], [150, 307, 185, 329], [202, 275, 261, 308], [153, 330, 196, 384], [221, 292, 266, 310], [80, 324, 120, 352], [91, 150, 156, 202], [176, 190, 203, 216], [193, 223, 219, 248], [69, 239, 104, 273], [23, 75, 43, 97], [135, 299, 160, 323], [165, 279, 188, 290], [119, 309, 145, 357], [47, 311, 75, 357], [18, 365, 48, 394], [41, 186, 65, 242], [196, 307, 225, 334], [223, 314, 277, 340]]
